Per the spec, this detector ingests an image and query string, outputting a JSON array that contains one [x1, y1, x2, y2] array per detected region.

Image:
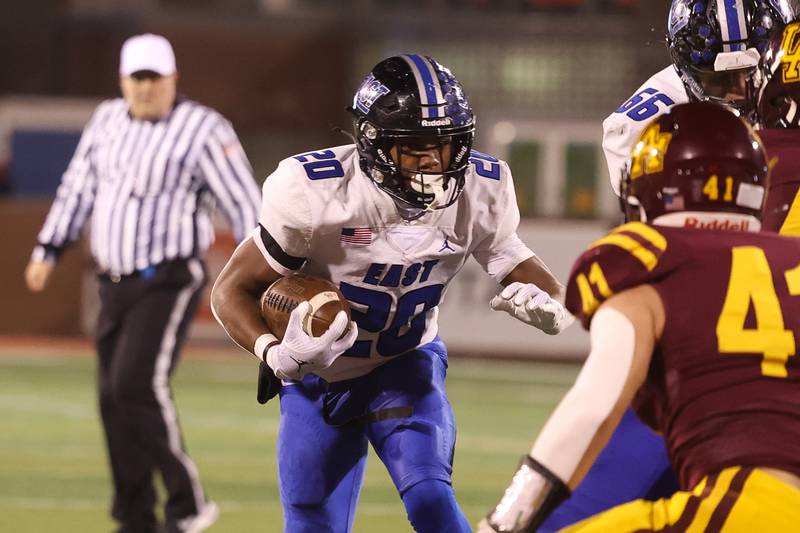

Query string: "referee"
[[24, 34, 260, 533]]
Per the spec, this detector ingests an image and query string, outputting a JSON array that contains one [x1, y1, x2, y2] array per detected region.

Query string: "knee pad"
[[401, 479, 471, 533]]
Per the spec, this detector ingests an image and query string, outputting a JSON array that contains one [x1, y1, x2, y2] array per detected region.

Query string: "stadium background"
[[0, 1, 752, 531]]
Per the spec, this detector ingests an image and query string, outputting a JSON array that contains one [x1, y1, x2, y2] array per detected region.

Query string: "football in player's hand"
[[260, 274, 351, 340]]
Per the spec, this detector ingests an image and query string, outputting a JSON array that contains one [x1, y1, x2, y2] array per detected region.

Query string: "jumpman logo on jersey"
[[439, 237, 455, 253]]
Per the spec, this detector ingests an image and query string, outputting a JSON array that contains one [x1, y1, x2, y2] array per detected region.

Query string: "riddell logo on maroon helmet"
[[684, 217, 751, 231]]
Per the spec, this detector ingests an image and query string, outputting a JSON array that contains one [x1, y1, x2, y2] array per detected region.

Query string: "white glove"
[[266, 301, 358, 380], [490, 282, 574, 335]]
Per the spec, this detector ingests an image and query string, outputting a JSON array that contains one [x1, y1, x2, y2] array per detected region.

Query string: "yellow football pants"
[[559, 466, 800, 532]]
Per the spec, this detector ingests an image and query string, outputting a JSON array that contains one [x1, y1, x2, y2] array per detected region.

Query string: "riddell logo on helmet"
[[375, 148, 391, 164], [684, 217, 751, 231], [421, 118, 453, 127]]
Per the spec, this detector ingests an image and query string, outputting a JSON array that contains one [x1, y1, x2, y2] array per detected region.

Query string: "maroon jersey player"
[[569, 224, 800, 490], [758, 20, 800, 235], [760, 129, 800, 233], [479, 102, 800, 533]]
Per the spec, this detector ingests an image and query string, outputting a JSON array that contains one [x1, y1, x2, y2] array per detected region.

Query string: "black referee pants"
[[95, 258, 208, 530]]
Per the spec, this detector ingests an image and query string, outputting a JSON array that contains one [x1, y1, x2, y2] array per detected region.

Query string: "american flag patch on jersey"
[[665, 195, 685, 211], [340, 227, 373, 245]]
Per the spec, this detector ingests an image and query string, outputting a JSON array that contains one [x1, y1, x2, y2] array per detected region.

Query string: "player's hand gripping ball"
[[260, 273, 352, 340]]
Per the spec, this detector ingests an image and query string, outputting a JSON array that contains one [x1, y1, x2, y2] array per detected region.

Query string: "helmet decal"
[[630, 124, 673, 180], [354, 73, 391, 114], [756, 18, 800, 127], [401, 54, 448, 121], [668, 1, 691, 35], [716, 0, 748, 52], [780, 21, 800, 83]]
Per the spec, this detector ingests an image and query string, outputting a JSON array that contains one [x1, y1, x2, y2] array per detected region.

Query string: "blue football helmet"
[[667, 0, 794, 116], [350, 54, 475, 216]]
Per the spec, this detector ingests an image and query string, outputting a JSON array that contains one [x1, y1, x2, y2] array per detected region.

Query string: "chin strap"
[[426, 183, 448, 212], [407, 171, 447, 212], [484, 455, 570, 532], [330, 121, 357, 143]]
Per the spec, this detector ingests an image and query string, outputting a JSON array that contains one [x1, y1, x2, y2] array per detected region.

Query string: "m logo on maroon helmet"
[[780, 22, 800, 83], [630, 123, 673, 180]]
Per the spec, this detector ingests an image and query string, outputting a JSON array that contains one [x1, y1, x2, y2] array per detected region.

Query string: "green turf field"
[[0, 344, 579, 532]]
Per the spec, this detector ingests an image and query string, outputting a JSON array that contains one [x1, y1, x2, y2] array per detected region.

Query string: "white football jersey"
[[254, 144, 534, 382], [602, 66, 689, 196]]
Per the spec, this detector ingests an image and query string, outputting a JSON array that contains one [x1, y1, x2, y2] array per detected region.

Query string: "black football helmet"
[[667, 0, 793, 117], [620, 101, 769, 223], [350, 55, 475, 215], [757, 18, 800, 127]]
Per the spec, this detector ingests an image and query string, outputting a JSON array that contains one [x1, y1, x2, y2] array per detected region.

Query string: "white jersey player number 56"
[[616, 88, 676, 123]]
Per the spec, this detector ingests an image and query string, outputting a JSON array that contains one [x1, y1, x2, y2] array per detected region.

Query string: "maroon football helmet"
[[757, 19, 800, 128], [620, 101, 769, 223]]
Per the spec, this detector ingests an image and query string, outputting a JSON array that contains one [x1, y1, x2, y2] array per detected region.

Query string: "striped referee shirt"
[[32, 97, 260, 276]]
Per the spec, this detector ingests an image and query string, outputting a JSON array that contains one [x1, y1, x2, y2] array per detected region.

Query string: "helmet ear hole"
[[370, 168, 385, 184], [361, 122, 378, 140]]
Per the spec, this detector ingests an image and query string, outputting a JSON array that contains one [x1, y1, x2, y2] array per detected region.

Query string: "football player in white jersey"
[[485, 2, 795, 533], [211, 54, 572, 533], [603, 0, 794, 196]]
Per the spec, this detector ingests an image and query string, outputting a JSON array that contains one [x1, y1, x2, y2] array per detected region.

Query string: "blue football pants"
[[539, 408, 680, 532], [276, 338, 471, 533]]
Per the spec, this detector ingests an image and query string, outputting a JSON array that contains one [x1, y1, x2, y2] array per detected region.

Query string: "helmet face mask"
[[667, 0, 794, 118], [391, 136, 452, 203], [691, 62, 754, 97], [351, 55, 475, 217]]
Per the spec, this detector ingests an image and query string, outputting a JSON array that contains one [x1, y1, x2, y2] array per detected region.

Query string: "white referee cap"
[[119, 34, 176, 76]]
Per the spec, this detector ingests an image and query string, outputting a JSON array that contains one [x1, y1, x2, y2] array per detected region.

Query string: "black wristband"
[[485, 454, 571, 533], [521, 455, 571, 532], [262, 341, 280, 363]]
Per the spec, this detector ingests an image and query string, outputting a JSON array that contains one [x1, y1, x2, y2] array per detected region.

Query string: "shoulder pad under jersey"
[[602, 67, 689, 196], [565, 222, 675, 328]]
